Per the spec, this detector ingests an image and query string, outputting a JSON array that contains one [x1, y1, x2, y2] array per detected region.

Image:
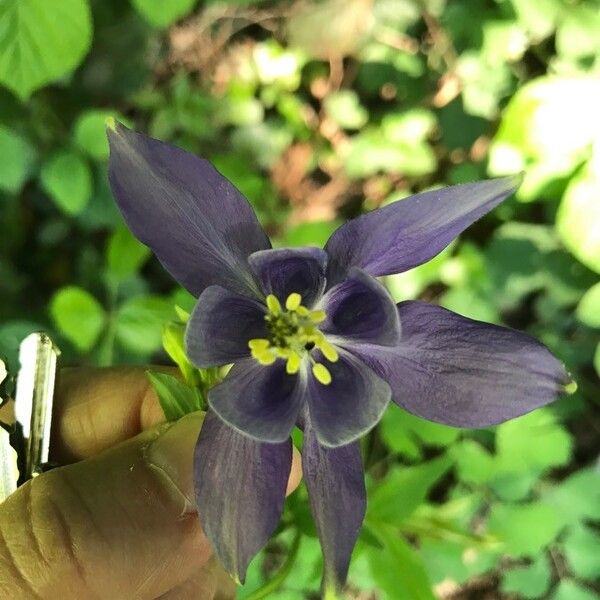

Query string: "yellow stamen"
[[297, 306, 309, 317], [286, 352, 301, 374], [312, 363, 332, 385], [564, 380, 577, 394], [286, 293, 302, 311], [318, 338, 339, 363], [266, 294, 281, 314], [309, 310, 326, 323], [248, 338, 270, 350], [252, 348, 276, 365]]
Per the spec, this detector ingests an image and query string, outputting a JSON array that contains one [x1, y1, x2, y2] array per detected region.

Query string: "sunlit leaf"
[[41, 151, 92, 215], [488, 502, 562, 556], [501, 555, 551, 599], [550, 580, 598, 600], [324, 90, 368, 130], [557, 168, 600, 274], [367, 525, 435, 600], [0, 0, 92, 99], [74, 110, 126, 160], [0, 126, 35, 193], [146, 370, 203, 421], [576, 282, 600, 328], [368, 455, 453, 525], [106, 227, 151, 281], [131, 0, 197, 28], [115, 295, 174, 354], [562, 524, 600, 581], [50, 286, 105, 351]]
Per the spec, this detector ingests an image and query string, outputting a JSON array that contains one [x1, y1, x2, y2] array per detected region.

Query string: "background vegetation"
[[0, 0, 599, 598]]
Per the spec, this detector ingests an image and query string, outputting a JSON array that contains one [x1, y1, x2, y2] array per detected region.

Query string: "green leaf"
[[501, 555, 551, 599], [40, 151, 92, 215], [324, 90, 368, 130], [50, 286, 105, 351], [282, 221, 342, 248], [74, 110, 124, 160], [344, 129, 436, 178], [487, 502, 562, 557], [115, 295, 174, 355], [557, 169, 600, 274], [550, 580, 598, 600], [451, 440, 495, 485], [0, 0, 92, 100], [556, 5, 600, 60], [382, 109, 436, 143], [368, 455, 453, 525], [106, 227, 151, 280], [563, 524, 600, 581], [131, 0, 197, 28], [367, 525, 435, 600], [423, 539, 499, 586], [544, 468, 600, 526], [576, 282, 600, 328], [146, 371, 203, 421], [379, 405, 459, 459], [489, 78, 600, 200], [162, 321, 199, 385], [0, 126, 35, 193], [494, 409, 572, 475], [594, 343, 600, 378]]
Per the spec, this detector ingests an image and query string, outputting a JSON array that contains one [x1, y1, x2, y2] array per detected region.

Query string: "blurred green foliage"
[[0, 0, 598, 598]]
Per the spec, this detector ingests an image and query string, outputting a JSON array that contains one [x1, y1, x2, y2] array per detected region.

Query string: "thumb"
[[0, 412, 211, 599]]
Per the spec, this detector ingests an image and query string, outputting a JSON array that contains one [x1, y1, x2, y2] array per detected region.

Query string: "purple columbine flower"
[[107, 122, 573, 596]]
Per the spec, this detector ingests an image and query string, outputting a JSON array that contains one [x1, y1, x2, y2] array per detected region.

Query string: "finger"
[[52, 366, 176, 463], [158, 559, 236, 600], [0, 413, 208, 599], [0, 413, 303, 599]]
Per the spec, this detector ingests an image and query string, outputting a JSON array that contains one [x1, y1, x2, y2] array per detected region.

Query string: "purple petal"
[[194, 412, 291, 583], [208, 358, 307, 442], [185, 285, 267, 368], [320, 268, 400, 346], [302, 414, 366, 595], [344, 301, 572, 427], [248, 247, 327, 307], [325, 176, 521, 285], [107, 123, 270, 297], [307, 349, 391, 447]]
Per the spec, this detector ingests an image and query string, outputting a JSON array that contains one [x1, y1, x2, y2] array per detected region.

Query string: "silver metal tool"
[[0, 359, 19, 502], [15, 333, 61, 479]]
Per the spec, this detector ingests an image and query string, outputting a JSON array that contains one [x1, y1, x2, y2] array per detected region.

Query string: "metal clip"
[[15, 333, 61, 479], [0, 359, 18, 502]]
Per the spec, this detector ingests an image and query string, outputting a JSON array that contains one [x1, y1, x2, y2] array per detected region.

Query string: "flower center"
[[248, 293, 339, 385]]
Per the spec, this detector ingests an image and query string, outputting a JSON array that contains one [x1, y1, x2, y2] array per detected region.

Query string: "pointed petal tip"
[[564, 378, 578, 395], [498, 171, 524, 191]]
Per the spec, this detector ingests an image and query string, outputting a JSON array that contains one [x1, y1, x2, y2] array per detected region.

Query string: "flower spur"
[[107, 122, 573, 597]]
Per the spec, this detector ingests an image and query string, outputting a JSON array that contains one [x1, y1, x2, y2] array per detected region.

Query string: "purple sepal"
[[344, 301, 571, 427], [194, 411, 292, 584], [302, 413, 366, 596], [107, 123, 270, 298], [325, 176, 521, 286]]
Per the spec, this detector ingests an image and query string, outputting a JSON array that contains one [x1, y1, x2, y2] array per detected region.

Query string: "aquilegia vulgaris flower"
[[107, 122, 573, 597]]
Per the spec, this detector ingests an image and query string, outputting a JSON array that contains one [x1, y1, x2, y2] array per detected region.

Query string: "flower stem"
[[244, 530, 302, 600]]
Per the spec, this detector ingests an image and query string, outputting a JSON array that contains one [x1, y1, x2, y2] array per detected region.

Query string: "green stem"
[[244, 531, 301, 600]]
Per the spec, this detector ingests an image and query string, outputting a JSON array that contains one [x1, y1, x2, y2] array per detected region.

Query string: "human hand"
[[0, 367, 302, 599]]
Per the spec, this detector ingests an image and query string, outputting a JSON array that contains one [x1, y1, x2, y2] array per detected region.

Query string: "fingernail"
[[145, 411, 205, 514]]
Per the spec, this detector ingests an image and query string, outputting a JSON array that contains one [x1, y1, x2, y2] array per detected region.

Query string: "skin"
[[0, 367, 302, 599]]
